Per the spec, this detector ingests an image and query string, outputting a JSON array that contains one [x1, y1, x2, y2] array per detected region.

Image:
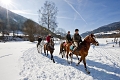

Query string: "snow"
[[13, 18, 18, 22], [95, 31, 120, 35], [0, 38, 120, 80]]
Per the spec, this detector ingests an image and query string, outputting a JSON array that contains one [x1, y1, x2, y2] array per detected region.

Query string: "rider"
[[66, 31, 72, 43], [37, 36, 42, 48], [72, 29, 82, 53], [46, 34, 54, 50]]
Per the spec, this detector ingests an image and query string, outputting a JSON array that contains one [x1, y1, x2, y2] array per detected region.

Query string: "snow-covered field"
[[0, 38, 120, 80]]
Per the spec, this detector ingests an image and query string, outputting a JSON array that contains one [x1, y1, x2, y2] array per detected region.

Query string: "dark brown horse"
[[44, 39, 55, 63], [66, 34, 99, 74]]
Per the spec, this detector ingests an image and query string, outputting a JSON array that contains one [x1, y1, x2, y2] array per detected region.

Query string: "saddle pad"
[[70, 45, 74, 50], [63, 42, 67, 46]]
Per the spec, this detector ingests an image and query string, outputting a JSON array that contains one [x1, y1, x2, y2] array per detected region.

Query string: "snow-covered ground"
[[0, 38, 120, 80]]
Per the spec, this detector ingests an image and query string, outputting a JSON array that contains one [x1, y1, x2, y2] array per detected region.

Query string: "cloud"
[[57, 16, 73, 20], [64, 0, 87, 24], [57, 16, 81, 20]]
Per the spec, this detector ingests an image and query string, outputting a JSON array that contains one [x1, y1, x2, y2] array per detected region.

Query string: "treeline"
[[96, 33, 120, 38]]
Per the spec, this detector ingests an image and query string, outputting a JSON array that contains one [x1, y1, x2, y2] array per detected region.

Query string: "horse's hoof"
[[86, 71, 90, 74], [76, 64, 79, 66], [67, 62, 70, 64], [53, 59, 55, 63], [85, 69, 90, 74], [62, 55, 63, 58]]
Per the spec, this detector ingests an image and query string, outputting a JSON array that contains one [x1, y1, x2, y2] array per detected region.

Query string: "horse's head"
[[84, 34, 99, 46]]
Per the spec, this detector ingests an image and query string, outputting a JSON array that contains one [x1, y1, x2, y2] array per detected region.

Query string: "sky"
[[0, 0, 120, 34]]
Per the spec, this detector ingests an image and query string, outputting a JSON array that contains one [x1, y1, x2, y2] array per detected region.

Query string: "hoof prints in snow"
[[19, 47, 92, 80], [19, 43, 120, 80]]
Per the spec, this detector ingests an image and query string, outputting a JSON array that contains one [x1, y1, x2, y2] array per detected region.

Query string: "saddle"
[[46, 43, 54, 50], [63, 42, 67, 47], [70, 42, 83, 51]]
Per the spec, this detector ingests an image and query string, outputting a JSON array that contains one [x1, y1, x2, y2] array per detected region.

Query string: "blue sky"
[[0, 0, 120, 34]]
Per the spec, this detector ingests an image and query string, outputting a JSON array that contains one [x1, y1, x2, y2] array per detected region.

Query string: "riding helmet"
[[75, 29, 79, 32]]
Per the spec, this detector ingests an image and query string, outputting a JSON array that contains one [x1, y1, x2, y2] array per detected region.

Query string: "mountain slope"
[[0, 6, 27, 30], [81, 21, 120, 38], [0, 6, 59, 38]]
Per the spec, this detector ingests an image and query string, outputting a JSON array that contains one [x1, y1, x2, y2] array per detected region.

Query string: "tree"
[[23, 19, 37, 42], [0, 19, 3, 33], [38, 1, 58, 32], [56, 28, 66, 37], [10, 22, 17, 37]]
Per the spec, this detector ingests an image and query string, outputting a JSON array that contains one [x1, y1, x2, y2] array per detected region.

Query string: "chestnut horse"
[[44, 39, 55, 63], [59, 41, 73, 58], [66, 34, 99, 74], [59, 42, 66, 58]]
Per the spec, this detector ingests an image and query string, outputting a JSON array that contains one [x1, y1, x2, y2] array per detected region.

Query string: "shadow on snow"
[[41, 52, 120, 80]]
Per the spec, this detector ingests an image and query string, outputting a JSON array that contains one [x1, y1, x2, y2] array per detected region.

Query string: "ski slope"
[[0, 38, 120, 80]]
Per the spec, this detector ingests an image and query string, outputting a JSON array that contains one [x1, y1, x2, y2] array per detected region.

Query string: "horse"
[[37, 40, 45, 53], [59, 41, 73, 58], [66, 34, 99, 74], [44, 38, 55, 63], [59, 42, 66, 58]]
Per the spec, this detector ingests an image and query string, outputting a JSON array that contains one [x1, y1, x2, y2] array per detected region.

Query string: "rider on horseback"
[[66, 31, 72, 43], [37, 36, 42, 48], [46, 34, 54, 50], [72, 29, 82, 53]]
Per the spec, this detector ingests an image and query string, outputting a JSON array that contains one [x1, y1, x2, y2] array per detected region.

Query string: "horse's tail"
[[44, 44, 46, 53], [59, 43, 63, 54], [59, 42, 65, 53]]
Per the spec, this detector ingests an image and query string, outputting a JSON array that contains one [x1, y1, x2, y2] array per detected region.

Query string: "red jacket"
[[46, 36, 51, 43]]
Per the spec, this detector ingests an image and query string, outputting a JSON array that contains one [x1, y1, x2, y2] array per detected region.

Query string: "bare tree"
[[0, 19, 3, 32], [23, 19, 37, 42], [10, 22, 17, 37], [56, 28, 66, 37], [38, 1, 58, 32]]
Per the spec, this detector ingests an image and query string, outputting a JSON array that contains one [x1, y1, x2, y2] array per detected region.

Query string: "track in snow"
[[19, 43, 120, 80]]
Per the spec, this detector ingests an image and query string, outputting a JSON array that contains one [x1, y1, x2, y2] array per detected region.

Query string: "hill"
[[81, 21, 120, 38], [0, 6, 27, 31], [0, 6, 60, 40]]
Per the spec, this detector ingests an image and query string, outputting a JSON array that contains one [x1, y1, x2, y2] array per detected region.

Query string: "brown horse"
[[44, 39, 55, 63], [66, 34, 99, 74], [59, 41, 73, 58], [59, 42, 67, 58]]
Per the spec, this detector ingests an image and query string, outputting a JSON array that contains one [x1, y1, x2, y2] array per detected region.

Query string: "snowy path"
[[19, 40, 120, 80], [0, 42, 36, 80], [0, 38, 120, 80]]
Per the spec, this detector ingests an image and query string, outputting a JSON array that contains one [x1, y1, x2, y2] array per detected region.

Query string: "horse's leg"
[[63, 50, 65, 57], [76, 56, 83, 66], [62, 51, 64, 58], [44, 45, 46, 55], [66, 51, 69, 64], [40, 45, 42, 54], [50, 52, 55, 63], [69, 52, 73, 64], [47, 50, 48, 56], [83, 57, 90, 74], [77, 55, 79, 60]]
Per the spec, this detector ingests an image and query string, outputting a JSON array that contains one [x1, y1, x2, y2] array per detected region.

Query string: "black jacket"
[[38, 38, 42, 43], [66, 34, 72, 41], [73, 33, 82, 42]]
